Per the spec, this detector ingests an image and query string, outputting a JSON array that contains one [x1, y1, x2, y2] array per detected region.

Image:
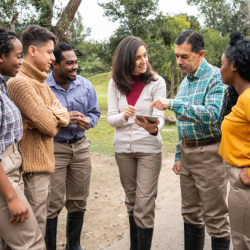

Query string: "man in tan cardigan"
[[7, 25, 69, 236]]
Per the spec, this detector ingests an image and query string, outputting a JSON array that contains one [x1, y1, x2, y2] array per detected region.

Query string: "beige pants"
[[47, 137, 92, 219], [0, 144, 45, 250], [115, 152, 162, 229], [180, 142, 230, 238], [225, 162, 250, 250], [23, 172, 51, 237]]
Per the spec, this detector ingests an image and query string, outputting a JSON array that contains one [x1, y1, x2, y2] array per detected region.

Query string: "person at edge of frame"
[[107, 36, 166, 250], [219, 32, 250, 250], [7, 25, 70, 237], [45, 42, 101, 250], [0, 27, 46, 249], [150, 30, 230, 250]]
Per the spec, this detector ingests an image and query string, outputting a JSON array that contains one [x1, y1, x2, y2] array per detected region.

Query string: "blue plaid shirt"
[[0, 75, 23, 160], [168, 59, 226, 161]]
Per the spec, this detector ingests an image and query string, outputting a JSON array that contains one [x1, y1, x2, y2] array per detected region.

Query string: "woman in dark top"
[[0, 27, 45, 249]]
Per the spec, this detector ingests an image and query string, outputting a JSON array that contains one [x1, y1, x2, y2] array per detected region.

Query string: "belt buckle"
[[183, 138, 189, 146]]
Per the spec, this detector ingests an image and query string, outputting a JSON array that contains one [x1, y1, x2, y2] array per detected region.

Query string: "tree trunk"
[[10, 11, 19, 32], [170, 60, 176, 98], [53, 0, 83, 42]]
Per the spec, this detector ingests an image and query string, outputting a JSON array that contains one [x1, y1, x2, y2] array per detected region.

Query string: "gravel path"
[[103, 153, 233, 250]]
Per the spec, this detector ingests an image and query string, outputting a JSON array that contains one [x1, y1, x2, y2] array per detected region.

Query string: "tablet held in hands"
[[135, 115, 158, 124]]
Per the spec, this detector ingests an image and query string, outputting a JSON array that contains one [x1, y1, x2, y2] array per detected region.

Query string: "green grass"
[[162, 124, 178, 153], [86, 117, 115, 156], [86, 72, 178, 156], [88, 72, 111, 116]]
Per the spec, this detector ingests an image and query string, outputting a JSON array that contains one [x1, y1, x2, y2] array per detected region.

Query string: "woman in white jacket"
[[107, 36, 166, 250]]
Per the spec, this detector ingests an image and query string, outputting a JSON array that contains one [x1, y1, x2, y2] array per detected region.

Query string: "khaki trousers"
[[0, 144, 45, 250], [225, 162, 250, 250], [23, 172, 51, 237], [180, 142, 230, 238], [115, 152, 162, 229], [47, 137, 92, 219]]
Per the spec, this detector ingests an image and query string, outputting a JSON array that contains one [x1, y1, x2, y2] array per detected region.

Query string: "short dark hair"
[[0, 27, 19, 57], [21, 25, 56, 55], [112, 36, 156, 95], [54, 42, 73, 64], [224, 32, 250, 82], [175, 30, 205, 53]]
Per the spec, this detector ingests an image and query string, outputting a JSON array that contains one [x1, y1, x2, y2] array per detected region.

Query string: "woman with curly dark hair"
[[107, 36, 166, 250], [0, 27, 45, 249], [219, 32, 250, 249]]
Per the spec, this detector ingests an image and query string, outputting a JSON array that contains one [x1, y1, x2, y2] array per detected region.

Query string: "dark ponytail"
[[224, 32, 250, 82]]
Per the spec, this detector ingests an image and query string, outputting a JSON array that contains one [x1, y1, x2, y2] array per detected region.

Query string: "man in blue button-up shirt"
[[45, 42, 101, 250]]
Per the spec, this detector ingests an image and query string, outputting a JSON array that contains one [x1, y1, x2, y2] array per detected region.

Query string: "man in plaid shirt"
[[150, 30, 230, 250]]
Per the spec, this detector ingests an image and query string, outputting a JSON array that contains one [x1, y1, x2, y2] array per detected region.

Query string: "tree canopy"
[[0, 0, 84, 41]]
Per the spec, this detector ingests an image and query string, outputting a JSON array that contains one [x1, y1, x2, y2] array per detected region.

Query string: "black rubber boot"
[[129, 216, 138, 250], [66, 211, 84, 250], [211, 237, 230, 250], [137, 226, 153, 250], [184, 222, 205, 250], [45, 217, 58, 250]]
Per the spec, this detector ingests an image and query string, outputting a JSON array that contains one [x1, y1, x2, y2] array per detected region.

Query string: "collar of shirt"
[[0, 74, 6, 84], [47, 72, 81, 92], [0, 74, 8, 95], [187, 58, 208, 82]]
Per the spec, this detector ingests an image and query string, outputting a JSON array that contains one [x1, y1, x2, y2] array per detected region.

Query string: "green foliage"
[[98, 0, 159, 38], [0, 0, 38, 33], [201, 28, 229, 67], [0, 0, 86, 43], [97, 0, 160, 66], [76, 42, 111, 78], [147, 14, 190, 95], [187, 0, 249, 36]]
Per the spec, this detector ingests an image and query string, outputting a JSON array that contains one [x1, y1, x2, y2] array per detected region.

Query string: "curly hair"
[[112, 36, 157, 95], [0, 27, 19, 57], [21, 25, 56, 55], [224, 32, 250, 82], [54, 42, 73, 64]]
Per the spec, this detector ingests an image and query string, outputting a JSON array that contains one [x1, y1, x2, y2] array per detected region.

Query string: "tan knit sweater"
[[7, 60, 69, 173]]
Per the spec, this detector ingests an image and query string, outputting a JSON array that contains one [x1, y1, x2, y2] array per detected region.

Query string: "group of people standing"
[[0, 25, 100, 250], [107, 30, 250, 250], [0, 23, 249, 250]]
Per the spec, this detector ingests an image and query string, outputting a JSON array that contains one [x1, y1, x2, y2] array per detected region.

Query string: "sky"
[[79, 0, 198, 41]]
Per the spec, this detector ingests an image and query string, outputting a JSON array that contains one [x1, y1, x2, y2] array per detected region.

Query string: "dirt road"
[[57, 153, 232, 250]]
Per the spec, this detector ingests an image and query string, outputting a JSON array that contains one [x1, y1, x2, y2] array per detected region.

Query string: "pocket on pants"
[[225, 162, 247, 189], [23, 172, 35, 182], [2, 152, 21, 175]]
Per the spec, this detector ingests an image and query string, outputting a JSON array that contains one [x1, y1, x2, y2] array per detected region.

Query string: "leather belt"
[[57, 136, 86, 144], [182, 137, 221, 147]]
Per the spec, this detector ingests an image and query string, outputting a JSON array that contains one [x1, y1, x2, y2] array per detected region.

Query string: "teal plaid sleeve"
[[169, 59, 226, 161], [169, 74, 225, 124], [175, 140, 181, 162]]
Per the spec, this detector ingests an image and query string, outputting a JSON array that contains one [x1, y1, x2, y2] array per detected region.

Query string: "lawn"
[[85, 72, 178, 156]]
